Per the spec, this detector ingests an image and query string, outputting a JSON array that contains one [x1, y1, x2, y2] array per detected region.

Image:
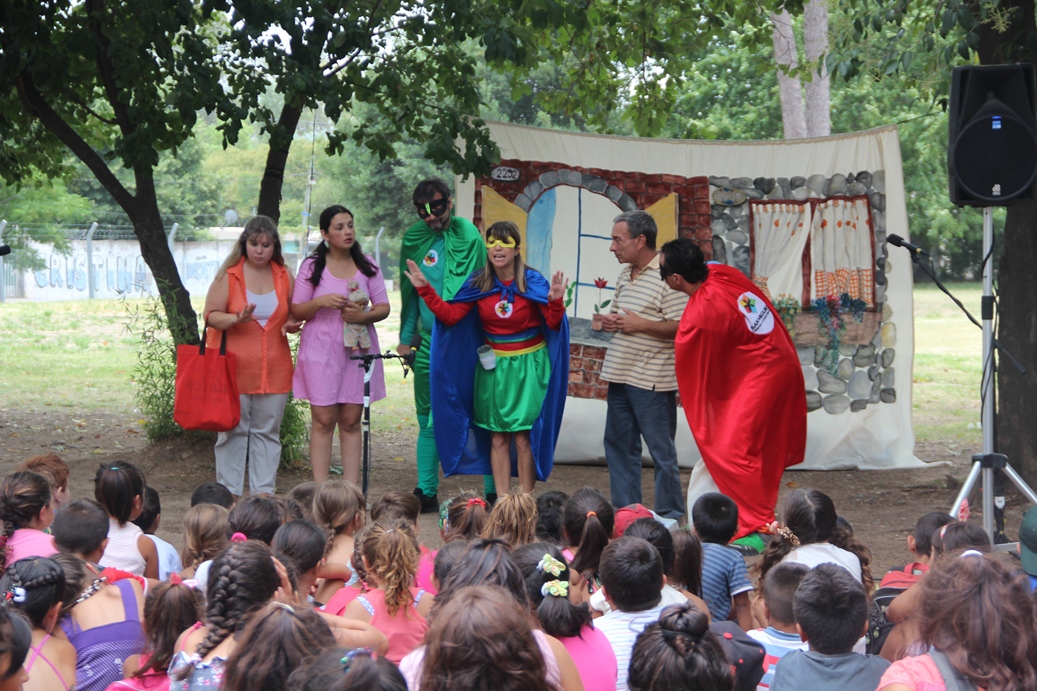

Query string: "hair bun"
[[658, 601, 709, 640]]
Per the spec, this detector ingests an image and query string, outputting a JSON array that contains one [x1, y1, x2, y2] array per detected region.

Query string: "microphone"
[[886, 234, 929, 257], [0, 245, 10, 257]]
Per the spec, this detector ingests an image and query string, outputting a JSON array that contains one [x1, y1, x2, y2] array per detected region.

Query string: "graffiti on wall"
[[21, 240, 229, 301]]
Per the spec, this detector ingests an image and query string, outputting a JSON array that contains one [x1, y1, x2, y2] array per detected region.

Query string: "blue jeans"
[[604, 383, 684, 518]]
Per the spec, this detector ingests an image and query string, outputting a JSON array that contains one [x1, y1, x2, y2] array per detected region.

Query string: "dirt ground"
[[0, 408, 1030, 578]]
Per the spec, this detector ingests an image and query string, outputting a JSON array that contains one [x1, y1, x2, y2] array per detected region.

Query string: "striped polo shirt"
[[600, 253, 688, 391]]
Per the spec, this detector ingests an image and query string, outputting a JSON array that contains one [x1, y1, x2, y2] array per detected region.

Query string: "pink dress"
[[559, 625, 617, 691], [292, 257, 387, 406], [7, 528, 57, 564]]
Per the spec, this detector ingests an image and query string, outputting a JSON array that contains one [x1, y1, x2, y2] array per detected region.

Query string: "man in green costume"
[[398, 178, 494, 512]]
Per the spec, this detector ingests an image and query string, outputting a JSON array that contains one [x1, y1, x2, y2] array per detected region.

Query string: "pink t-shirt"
[[6, 528, 57, 564], [321, 584, 363, 616], [559, 624, 617, 691], [878, 654, 987, 691], [415, 546, 437, 595], [357, 588, 428, 664]]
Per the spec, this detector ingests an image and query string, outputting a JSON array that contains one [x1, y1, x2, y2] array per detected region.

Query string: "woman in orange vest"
[[203, 216, 300, 496]]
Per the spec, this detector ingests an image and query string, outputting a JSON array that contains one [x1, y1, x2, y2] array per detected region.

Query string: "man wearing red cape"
[[660, 238, 806, 548]]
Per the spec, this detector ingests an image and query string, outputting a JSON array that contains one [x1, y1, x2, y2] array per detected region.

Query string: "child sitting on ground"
[[879, 511, 955, 589], [439, 493, 490, 543], [18, 454, 71, 510], [131, 487, 182, 581], [288, 481, 319, 522], [562, 488, 614, 598], [628, 601, 734, 691], [370, 490, 435, 592], [595, 536, 668, 691], [747, 562, 811, 690], [0, 471, 58, 568], [273, 520, 327, 603], [108, 577, 205, 691], [312, 479, 366, 604], [343, 520, 433, 664], [758, 489, 873, 593], [692, 492, 753, 629], [535, 490, 569, 544], [769, 563, 889, 691], [178, 504, 230, 580], [94, 461, 158, 578], [482, 492, 538, 546], [52, 498, 110, 566], [189, 482, 234, 509]]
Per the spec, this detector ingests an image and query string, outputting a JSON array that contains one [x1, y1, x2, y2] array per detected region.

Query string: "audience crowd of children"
[[0, 453, 1033, 691]]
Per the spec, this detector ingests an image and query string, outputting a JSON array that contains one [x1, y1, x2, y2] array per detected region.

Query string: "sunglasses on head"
[[485, 236, 517, 249], [415, 199, 450, 219]]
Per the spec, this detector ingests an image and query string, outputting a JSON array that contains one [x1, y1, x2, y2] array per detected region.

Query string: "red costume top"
[[416, 280, 564, 341], [675, 264, 806, 539]]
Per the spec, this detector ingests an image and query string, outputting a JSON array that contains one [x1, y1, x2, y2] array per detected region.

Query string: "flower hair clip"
[[340, 647, 373, 671], [537, 553, 566, 578], [6, 587, 26, 604], [777, 526, 800, 548], [541, 580, 569, 598]]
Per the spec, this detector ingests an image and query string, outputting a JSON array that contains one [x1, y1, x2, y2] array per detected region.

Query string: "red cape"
[[675, 264, 806, 538]]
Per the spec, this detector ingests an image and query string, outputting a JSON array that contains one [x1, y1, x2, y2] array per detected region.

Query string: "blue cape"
[[430, 268, 570, 480]]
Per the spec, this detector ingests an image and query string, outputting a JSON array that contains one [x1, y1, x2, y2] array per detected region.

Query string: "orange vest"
[[207, 260, 294, 394]]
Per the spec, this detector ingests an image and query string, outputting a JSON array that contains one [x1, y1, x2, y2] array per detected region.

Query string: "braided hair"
[[0, 472, 52, 572], [188, 541, 280, 666], [628, 601, 733, 691], [0, 557, 66, 629]]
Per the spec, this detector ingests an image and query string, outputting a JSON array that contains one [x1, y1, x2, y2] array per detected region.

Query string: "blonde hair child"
[[312, 479, 366, 603], [482, 492, 538, 547], [343, 520, 433, 664], [179, 504, 231, 579]]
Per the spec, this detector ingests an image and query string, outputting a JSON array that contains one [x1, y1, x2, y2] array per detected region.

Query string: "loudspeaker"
[[949, 64, 1037, 206]]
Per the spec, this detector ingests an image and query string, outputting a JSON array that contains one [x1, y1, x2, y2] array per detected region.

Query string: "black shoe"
[[413, 488, 439, 514], [484, 493, 498, 509]]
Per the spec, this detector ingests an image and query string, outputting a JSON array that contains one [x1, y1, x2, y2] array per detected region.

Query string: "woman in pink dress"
[[292, 205, 390, 483]]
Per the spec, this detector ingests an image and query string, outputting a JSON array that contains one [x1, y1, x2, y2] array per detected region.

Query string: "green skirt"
[[473, 344, 551, 432]]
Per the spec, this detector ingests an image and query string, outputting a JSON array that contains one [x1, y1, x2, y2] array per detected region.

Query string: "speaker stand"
[[949, 208, 1036, 548]]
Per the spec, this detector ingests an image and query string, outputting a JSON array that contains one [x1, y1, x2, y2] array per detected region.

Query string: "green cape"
[[399, 215, 486, 329]]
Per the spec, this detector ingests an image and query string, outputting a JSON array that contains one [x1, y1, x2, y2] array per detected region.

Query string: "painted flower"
[[593, 278, 608, 290]]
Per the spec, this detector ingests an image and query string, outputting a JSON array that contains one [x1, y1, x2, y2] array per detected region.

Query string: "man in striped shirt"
[[600, 210, 688, 520]]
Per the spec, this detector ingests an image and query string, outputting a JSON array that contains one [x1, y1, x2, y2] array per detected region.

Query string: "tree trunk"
[[130, 165, 200, 346], [976, 0, 1037, 486], [770, 10, 807, 139], [997, 199, 1037, 486], [256, 103, 305, 223], [802, 0, 830, 138]]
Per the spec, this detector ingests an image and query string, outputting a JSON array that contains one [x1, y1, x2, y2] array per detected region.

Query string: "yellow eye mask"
[[485, 237, 517, 249]]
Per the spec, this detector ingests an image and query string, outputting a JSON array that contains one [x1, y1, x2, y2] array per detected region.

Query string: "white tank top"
[[246, 289, 279, 328], [98, 518, 147, 576]]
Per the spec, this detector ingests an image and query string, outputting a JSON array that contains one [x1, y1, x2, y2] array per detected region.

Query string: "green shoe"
[[731, 532, 768, 557]]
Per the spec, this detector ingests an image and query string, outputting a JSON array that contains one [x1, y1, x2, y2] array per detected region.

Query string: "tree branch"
[[15, 71, 137, 212], [85, 0, 135, 135]]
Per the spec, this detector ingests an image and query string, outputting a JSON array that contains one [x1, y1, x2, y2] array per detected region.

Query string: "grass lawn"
[[910, 282, 983, 447], [0, 292, 415, 436], [0, 283, 987, 444]]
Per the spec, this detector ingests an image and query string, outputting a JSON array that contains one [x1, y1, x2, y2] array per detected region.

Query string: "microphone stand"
[[348, 350, 414, 497], [896, 209, 1035, 548]]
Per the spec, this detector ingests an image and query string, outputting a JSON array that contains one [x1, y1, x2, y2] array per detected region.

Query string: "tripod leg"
[[950, 461, 982, 519]]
